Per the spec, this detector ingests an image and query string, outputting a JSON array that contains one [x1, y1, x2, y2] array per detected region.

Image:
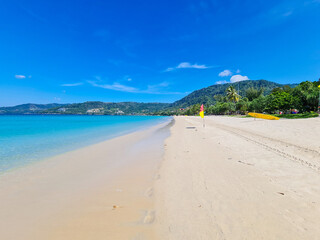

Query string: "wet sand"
[[0, 121, 171, 240]]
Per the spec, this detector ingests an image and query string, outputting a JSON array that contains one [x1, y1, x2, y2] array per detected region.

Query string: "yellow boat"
[[248, 112, 280, 120]]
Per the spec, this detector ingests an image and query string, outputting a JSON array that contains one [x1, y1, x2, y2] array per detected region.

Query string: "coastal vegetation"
[[173, 80, 320, 118], [273, 112, 319, 119], [1, 80, 319, 117], [171, 79, 297, 107]]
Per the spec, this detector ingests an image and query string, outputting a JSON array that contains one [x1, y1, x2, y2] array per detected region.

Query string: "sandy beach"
[[1, 116, 320, 239], [0, 120, 171, 240], [155, 116, 320, 239]]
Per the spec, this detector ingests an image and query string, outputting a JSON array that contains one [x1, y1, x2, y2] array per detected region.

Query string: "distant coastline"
[[0, 79, 304, 116]]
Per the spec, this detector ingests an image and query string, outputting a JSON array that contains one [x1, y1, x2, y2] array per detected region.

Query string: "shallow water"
[[0, 115, 170, 172]]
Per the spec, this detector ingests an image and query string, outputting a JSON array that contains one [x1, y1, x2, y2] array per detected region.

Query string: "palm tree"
[[226, 86, 240, 103]]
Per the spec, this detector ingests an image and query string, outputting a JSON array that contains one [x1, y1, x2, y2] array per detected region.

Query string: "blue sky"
[[1, 0, 320, 106]]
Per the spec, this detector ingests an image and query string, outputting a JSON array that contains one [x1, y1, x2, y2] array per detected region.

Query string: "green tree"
[[185, 104, 201, 115], [292, 81, 319, 112], [282, 85, 293, 94], [249, 96, 267, 113], [245, 87, 264, 101], [271, 87, 284, 94], [209, 102, 235, 115], [236, 98, 249, 114], [214, 94, 227, 102], [226, 86, 240, 103], [265, 92, 294, 113]]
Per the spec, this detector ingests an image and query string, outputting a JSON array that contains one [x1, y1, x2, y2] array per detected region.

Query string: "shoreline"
[[0, 116, 172, 175], [0, 119, 172, 240]]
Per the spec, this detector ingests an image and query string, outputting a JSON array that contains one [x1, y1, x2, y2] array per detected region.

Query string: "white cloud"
[[218, 69, 232, 77], [166, 62, 210, 71], [88, 81, 138, 93], [177, 62, 208, 69], [216, 80, 228, 85], [15, 75, 26, 79], [146, 81, 171, 93], [236, 69, 240, 73], [61, 82, 83, 87], [88, 80, 183, 95], [230, 74, 249, 83]]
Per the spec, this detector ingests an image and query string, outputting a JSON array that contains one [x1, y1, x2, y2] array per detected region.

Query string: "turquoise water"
[[0, 115, 170, 172]]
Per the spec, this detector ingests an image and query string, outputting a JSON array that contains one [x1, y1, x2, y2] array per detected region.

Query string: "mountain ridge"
[[0, 103, 66, 114], [0, 80, 300, 115], [171, 79, 298, 107]]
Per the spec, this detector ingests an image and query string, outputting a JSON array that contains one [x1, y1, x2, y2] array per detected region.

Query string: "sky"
[[1, 0, 320, 106]]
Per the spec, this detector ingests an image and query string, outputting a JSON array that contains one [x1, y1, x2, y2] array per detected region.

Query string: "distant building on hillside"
[[115, 110, 124, 115], [86, 108, 102, 114]]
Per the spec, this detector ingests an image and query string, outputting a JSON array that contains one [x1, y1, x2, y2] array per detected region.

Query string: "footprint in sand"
[[144, 187, 153, 198], [143, 210, 155, 224]]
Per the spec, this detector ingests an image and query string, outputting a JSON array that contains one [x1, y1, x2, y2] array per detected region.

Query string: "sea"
[[0, 115, 170, 173]]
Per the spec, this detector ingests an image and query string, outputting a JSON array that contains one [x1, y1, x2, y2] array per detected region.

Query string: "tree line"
[[155, 80, 320, 116]]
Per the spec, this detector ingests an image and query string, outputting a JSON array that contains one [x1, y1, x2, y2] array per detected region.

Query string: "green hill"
[[0, 103, 66, 114], [41, 102, 170, 115], [0, 102, 170, 115], [171, 80, 298, 107], [0, 80, 300, 115]]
